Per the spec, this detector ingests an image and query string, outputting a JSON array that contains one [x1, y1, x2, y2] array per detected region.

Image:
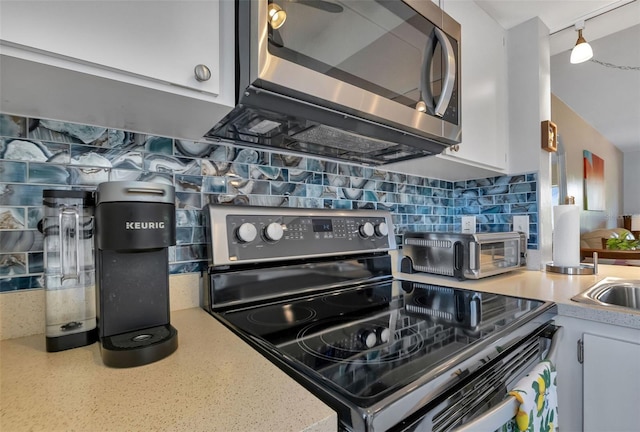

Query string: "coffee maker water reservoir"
[[43, 190, 98, 352]]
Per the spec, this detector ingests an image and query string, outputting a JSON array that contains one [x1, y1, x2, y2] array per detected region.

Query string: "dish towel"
[[498, 360, 558, 432]]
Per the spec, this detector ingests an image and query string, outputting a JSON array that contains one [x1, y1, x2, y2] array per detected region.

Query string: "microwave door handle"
[[433, 27, 456, 117], [420, 27, 456, 117], [420, 30, 438, 115]]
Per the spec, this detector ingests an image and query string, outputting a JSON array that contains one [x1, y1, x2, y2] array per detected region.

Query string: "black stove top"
[[216, 280, 544, 407]]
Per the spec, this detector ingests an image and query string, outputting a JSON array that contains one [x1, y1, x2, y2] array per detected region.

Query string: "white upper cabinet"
[[441, 2, 508, 169], [1, 1, 220, 97], [386, 1, 509, 180], [435, 0, 508, 171], [0, 0, 235, 140]]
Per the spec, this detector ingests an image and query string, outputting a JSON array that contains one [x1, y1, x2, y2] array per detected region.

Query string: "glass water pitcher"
[[42, 190, 98, 352]]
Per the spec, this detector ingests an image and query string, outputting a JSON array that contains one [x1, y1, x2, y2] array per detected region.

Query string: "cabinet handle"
[[577, 338, 584, 364], [194, 64, 212, 82]]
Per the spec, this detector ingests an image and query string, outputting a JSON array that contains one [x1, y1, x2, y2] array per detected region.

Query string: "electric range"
[[203, 205, 556, 431]]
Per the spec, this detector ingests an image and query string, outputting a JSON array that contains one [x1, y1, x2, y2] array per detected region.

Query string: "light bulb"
[[268, 3, 287, 30], [415, 100, 427, 112]]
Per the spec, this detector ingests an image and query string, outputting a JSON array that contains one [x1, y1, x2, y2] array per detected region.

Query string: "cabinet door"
[[436, 0, 508, 170], [583, 333, 640, 432], [0, 0, 220, 96]]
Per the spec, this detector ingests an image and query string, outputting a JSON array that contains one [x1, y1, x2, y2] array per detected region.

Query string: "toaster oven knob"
[[359, 222, 375, 238], [375, 222, 389, 237], [236, 222, 258, 243], [264, 222, 284, 242]]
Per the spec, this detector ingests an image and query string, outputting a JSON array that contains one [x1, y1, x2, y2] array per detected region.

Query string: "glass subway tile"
[[0, 160, 27, 183], [0, 115, 27, 137], [0, 207, 25, 230], [0, 111, 542, 274], [0, 275, 43, 291]]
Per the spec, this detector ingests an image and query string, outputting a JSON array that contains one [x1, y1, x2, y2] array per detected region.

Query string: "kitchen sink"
[[572, 278, 640, 312]]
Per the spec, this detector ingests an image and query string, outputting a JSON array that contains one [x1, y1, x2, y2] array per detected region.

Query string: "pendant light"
[[570, 21, 593, 64]]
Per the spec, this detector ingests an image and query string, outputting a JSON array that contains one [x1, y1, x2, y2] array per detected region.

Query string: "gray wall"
[[623, 151, 640, 215], [551, 94, 624, 232]]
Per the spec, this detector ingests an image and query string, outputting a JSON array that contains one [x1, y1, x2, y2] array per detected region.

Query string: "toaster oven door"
[[468, 238, 522, 278]]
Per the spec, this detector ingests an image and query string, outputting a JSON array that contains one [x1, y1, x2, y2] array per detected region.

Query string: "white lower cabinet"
[[583, 332, 640, 432], [554, 315, 640, 432]]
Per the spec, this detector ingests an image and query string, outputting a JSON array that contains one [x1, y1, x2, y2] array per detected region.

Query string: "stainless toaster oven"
[[400, 231, 527, 280]]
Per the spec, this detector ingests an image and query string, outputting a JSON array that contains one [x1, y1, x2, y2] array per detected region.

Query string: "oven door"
[[247, 0, 461, 141], [389, 323, 561, 432]]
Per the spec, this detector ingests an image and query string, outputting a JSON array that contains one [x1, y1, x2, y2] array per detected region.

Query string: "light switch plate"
[[461, 216, 476, 234], [513, 215, 529, 239]]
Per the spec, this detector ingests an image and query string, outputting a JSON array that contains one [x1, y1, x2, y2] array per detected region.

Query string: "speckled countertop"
[[391, 252, 640, 330], [0, 308, 337, 432], [1, 260, 638, 432]]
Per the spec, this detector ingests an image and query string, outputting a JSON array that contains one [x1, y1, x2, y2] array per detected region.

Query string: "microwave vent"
[[292, 125, 395, 154], [405, 238, 453, 249]]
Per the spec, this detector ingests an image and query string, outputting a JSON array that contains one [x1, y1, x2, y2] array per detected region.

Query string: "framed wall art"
[[583, 150, 605, 211], [541, 120, 557, 152]]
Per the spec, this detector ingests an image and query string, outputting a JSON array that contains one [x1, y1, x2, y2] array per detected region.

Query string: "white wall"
[[624, 150, 640, 215], [507, 17, 553, 270]]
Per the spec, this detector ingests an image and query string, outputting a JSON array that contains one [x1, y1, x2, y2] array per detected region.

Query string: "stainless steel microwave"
[[206, 0, 462, 166]]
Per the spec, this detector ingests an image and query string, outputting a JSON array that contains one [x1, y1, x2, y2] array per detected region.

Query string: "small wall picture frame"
[[541, 120, 557, 152]]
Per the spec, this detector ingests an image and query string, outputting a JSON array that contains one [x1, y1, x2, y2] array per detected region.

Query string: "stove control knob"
[[359, 222, 375, 238], [358, 329, 377, 349], [236, 222, 257, 243], [264, 222, 284, 242], [375, 326, 391, 343], [375, 222, 389, 237]]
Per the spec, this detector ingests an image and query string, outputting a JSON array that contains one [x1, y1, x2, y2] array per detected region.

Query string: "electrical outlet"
[[513, 215, 529, 239], [461, 216, 476, 234]]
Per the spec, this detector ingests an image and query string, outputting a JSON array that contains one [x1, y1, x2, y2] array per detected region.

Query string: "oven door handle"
[[451, 326, 563, 432]]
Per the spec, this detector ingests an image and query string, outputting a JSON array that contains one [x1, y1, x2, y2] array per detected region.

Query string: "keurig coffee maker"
[[95, 181, 178, 367]]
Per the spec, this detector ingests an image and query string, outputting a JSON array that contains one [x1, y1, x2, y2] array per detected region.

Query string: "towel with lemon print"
[[498, 360, 558, 432]]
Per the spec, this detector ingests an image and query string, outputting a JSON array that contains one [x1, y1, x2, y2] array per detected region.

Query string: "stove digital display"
[[312, 218, 333, 233]]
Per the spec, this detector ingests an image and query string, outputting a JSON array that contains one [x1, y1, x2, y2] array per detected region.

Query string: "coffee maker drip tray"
[[100, 324, 178, 368]]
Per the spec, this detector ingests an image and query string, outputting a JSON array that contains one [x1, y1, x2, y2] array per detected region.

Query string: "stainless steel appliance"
[[206, 0, 461, 165], [204, 205, 557, 431], [401, 231, 527, 280], [94, 181, 178, 368], [42, 190, 98, 352]]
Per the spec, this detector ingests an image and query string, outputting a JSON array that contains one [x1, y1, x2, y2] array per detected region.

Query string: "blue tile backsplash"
[[0, 113, 538, 292]]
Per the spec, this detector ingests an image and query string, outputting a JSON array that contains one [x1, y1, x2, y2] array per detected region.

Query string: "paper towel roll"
[[632, 214, 640, 232], [553, 205, 580, 267]]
